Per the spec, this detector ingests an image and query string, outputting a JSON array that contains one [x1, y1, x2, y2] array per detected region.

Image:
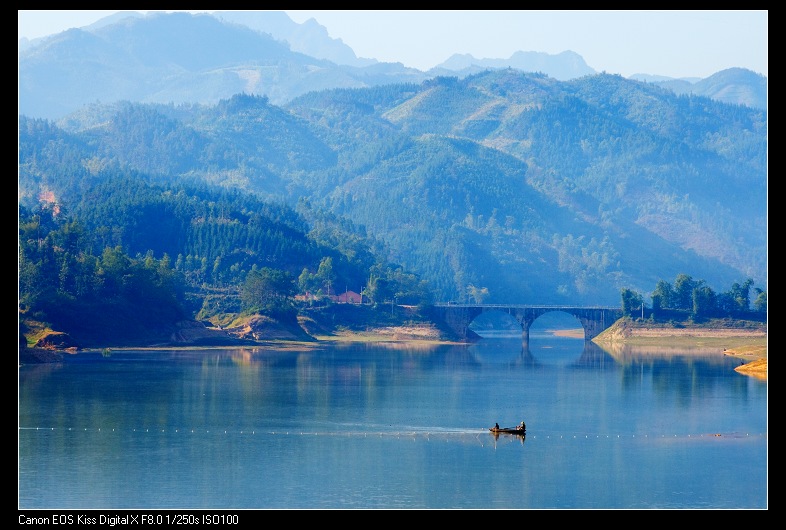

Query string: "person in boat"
[[517, 421, 526, 431], [494, 423, 500, 430]]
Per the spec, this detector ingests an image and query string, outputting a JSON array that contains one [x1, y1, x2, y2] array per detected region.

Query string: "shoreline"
[[20, 322, 767, 380], [22, 325, 768, 355], [22, 328, 767, 356]]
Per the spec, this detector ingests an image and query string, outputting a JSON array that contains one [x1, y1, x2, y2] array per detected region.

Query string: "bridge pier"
[[431, 304, 622, 343], [433, 305, 485, 341], [512, 311, 534, 347]]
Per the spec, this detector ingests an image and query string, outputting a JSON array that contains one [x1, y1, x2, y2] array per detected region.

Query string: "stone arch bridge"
[[431, 304, 623, 343]]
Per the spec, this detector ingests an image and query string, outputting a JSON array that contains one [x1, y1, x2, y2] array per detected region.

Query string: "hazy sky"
[[18, 10, 768, 79]]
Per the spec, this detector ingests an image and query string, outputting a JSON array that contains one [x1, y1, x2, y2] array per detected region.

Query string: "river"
[[18, 328, 767, 510]]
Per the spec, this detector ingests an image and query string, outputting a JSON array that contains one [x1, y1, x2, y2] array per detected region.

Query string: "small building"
[[331, 290, 364, 304]]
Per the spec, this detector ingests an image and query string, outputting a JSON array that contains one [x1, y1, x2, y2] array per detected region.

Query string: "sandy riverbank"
[[723, 344, 768, 380]]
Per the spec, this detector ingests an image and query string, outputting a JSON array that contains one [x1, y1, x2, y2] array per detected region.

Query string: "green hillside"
[[19, 70, 766, 314]]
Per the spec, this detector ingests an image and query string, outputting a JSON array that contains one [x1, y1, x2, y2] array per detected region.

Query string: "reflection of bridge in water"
[[432, 304, 623, 344], [469, 339, 617, 368]]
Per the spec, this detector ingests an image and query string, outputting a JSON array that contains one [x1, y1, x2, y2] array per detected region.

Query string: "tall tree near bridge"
[[620, 288, 643, 317], [466, 284, 490, 304]]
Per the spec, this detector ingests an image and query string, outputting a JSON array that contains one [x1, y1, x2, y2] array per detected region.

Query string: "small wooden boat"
[[490, 425, 526, 435]]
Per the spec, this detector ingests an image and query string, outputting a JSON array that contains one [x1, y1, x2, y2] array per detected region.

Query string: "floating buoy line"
[[17, 426, 766, 443]]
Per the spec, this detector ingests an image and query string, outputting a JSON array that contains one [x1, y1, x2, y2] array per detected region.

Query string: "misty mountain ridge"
[[19, 10, 767, 120]]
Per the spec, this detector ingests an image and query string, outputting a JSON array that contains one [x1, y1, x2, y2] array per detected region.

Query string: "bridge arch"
[[431, 304, 622, 344], [467, 310, 523, 337], [527, 310, 584, 337]]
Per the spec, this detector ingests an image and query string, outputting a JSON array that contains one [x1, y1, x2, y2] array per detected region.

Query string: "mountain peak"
[[215, 10, 376, 67], [435, 50, 596, 80]]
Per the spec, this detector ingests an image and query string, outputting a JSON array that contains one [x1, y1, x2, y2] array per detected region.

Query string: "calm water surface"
[[18, 331, 767, 509]]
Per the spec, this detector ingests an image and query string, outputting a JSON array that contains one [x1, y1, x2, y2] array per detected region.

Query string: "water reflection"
[[466, 334, 615, 370], [490, 430, 526, 446], [592, 341, 757, 407], [19, 338, 767, 509], [21, 340, 753, 405]]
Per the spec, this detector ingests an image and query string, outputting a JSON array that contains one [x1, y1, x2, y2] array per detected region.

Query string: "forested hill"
[[18, 132, 432, 345], [20, 68, 766, 307]]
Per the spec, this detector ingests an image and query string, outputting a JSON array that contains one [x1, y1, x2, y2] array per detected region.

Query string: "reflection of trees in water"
[[635, 355, 752, 402], [92, 342, 749, 397], [592, 341, 755, 402]]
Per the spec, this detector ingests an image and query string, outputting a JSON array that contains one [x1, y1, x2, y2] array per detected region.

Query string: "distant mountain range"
[[18, 11, 767, 307], [19, 11, 767, 120]]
